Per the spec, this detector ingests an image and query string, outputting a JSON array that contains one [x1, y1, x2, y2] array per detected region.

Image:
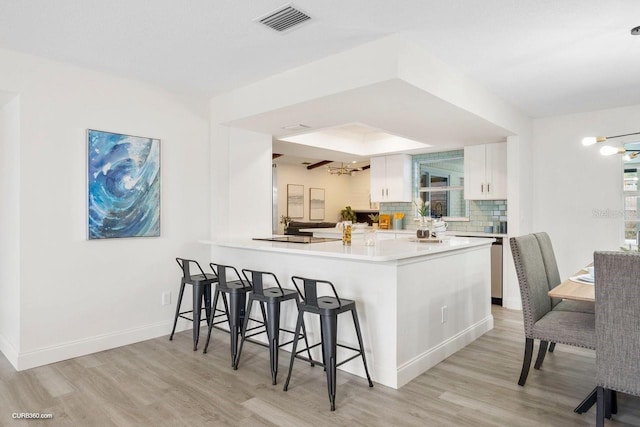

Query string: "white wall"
[[531, 105, 638, 279], [0, 48, 210, 369], [0, 94, 21, 364], [208, 124, 272, 240], [274, 163, 371, 233]]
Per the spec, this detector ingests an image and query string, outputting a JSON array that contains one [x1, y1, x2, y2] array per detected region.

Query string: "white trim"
[[0, 333, 19, 369], [396, 314, 494, 388], [14, 320, 189, 371]]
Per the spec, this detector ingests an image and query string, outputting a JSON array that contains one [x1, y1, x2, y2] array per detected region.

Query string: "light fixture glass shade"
[[582, 136, 607, 146], [600, 146, 624, 156]]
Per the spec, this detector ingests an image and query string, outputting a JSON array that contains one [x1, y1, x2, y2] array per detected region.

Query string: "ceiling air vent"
[[256, 4, 311, 33]]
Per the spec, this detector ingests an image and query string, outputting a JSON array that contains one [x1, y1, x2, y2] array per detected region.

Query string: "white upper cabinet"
[[370, 154, 412, 202], [464, 143, 507, 200]]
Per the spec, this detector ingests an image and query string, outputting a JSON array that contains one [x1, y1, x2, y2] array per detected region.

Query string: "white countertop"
[[200, 236, 494, 262]]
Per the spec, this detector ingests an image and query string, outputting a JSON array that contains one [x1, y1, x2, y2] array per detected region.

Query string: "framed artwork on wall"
[[87, 129, 161, 239], [309, 187, 325, 220], [287, 184, 304, 218]]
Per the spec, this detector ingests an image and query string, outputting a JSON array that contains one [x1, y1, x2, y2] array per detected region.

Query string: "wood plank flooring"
[[1, 306, 638, 426]]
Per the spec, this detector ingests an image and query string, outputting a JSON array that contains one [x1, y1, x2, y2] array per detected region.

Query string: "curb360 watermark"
[[12, 412, 53, 420]]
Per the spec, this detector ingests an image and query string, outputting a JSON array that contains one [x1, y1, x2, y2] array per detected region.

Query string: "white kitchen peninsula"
[[202, 236, 493, 389]]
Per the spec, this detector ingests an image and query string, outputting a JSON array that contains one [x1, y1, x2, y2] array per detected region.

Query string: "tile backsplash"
[[380, 199, 507, 232]]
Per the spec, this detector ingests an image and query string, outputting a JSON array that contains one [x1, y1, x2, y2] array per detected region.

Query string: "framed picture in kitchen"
[[309, 188, 325, 220], [287, 184, 304, 218]]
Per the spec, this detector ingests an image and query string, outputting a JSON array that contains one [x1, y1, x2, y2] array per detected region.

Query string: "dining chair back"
[[510, 234, 595, 386], [533, 232, 595, 316], [512, 234, 552, 334], [594, 251, 640, 426], [533, 232, 562, 307]]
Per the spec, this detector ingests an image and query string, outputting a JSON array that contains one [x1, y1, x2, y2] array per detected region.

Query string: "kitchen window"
[[623, 161, 640, 242], [415, 156, 469, 221]]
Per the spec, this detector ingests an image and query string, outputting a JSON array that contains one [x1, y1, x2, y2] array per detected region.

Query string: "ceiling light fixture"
[[326, 162, 363, 176], [582, 131, 640, 146], [632, 25, 640, 35]]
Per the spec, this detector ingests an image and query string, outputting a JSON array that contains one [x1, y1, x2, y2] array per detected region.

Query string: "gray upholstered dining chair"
[[532, 232, 595, 366], [594, 251, 640, 426], [534, 232, 595, 314], [510, 234, 595, 386]]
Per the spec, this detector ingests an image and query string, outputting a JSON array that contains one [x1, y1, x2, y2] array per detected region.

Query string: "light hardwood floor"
[[1, 307, 639, 426]]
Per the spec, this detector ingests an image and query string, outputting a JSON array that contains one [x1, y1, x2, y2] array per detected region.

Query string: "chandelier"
[[326, 162, 360, 176], [582, 131, 640, 159]]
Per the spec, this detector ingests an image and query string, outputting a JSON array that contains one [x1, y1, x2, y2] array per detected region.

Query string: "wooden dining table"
[[548, 266, 600, 415], [548, 266, 595, 302]]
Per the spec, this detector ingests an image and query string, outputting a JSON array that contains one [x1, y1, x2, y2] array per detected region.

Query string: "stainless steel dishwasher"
[[491, 237, 503, 305]]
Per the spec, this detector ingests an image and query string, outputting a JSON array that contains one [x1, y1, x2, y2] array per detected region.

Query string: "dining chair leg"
[[596, 387, 605, 427], [534, 340, 548, 370], [611, 391, 618, 414], [518, 338, 534, 386], [548, 342, 556, 353], [605, 389, 613, 419]]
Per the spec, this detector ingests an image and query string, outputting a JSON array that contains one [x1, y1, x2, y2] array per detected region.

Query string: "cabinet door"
[[384, 154, 412, 202], [464, 145, 487, 200], [370, 156, 387, 202], [485, 142, 507, 199]]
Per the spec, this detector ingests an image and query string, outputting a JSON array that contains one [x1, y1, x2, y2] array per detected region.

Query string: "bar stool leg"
[[299, 311, 314, 367], [204, 284, 212, 326], [234, 296, 255, 370], [283, 309, 305, 392], [319, 317, 327, 371], [320, 314, 338, 411], [351, 307, 374, 387], [228, 292, 246, 367], [266, 301, 281, 385], [203, 289, 221, 354], [170, 283, 186, 340], [192, 284, 205, 351]]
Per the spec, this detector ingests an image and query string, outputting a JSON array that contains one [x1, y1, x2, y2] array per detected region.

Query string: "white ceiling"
[[2, 0, 640, 162]]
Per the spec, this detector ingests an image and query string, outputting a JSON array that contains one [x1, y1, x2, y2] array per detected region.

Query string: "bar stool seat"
[[283, 275, 373, 411], [234, 269, 313, 385], [203, 263, 251, 366], [170, 258, 223, 351]]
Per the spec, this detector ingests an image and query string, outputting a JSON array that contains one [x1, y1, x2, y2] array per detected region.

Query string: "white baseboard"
[[396, 314, 494, 388], [0, 333, 19, 369], [14, 320, 190, 371]]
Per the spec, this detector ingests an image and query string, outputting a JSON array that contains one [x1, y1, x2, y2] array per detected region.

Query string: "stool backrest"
[[176, 257, 207, 280], [241, 269, 284, 296], [291, 276, 342, 308], [210, 263, 248, 289]]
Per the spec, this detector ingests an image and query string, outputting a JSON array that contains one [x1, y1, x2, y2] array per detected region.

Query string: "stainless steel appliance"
[[491, 237, 503, 305]]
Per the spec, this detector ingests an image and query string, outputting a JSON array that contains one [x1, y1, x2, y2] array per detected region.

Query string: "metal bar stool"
[[283, 275, 373, 411], [203, 263, 251, 366], [170, 258, 225, 351], [234, 269, 314, 385]]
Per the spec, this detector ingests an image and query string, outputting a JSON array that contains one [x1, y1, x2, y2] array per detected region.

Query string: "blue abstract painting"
[[88, 129, 160, 239]]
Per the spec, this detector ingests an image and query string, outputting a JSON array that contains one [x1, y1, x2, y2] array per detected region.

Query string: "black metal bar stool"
[[234, 269, 314, 385], [283, 276, 374, 411], [203, 263, 251, 366], [170, 258, 224, 351]]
